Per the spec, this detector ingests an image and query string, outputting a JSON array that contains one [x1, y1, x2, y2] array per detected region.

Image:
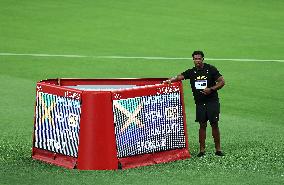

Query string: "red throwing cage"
[[32, 78, 190, 170]]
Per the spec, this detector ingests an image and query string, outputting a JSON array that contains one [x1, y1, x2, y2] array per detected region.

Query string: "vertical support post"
[[77, 91, 118, 170]]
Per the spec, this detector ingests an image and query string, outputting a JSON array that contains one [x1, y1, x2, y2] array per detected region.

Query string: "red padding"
[[49, 78, 167, 86], [119, 148, 190, 169], [32, 148, 77, 169], [77, 91, 118, 170]]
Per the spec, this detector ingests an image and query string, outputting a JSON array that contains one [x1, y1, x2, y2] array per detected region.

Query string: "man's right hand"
[[163, 79, 172, 84]]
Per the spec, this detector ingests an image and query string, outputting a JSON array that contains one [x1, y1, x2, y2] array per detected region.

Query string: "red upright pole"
[[77, 91, 118, 170]]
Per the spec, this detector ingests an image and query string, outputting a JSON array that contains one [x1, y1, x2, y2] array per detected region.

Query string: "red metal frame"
[[41, 78, 167, 86], [32, 78, 190, 170]]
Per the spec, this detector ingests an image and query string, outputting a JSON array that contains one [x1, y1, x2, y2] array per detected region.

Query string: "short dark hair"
[[192, 51, 204, 58]]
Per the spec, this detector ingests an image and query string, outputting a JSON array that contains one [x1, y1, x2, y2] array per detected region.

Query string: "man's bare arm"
[[164, 75, 185, 84], [202, 76, 225, 95], [211, 76, 225, 91]]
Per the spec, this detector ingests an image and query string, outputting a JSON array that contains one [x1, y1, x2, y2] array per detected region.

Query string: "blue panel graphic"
[[113, 92, 186, 158], [34, 92, 81, 157]]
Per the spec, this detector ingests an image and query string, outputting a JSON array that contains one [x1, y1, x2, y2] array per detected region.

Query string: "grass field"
[[0, 0, 284, 184]]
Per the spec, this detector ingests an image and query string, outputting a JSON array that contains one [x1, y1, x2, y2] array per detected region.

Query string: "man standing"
[[164, 51, 225, 157]]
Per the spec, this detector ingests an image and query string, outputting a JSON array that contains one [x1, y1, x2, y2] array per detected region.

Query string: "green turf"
[[1, 0, 284, 184]]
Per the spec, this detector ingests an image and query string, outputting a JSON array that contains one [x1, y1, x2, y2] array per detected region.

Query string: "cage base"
[[32, 148, 77, 169], [119, 148, 190, 169]]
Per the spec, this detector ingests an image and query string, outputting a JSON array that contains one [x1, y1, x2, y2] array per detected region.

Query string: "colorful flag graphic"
[[34, 92, 81, 157], [113, 92, 186, 158]]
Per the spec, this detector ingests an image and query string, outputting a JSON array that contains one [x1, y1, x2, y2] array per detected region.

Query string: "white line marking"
[[0, 53, 87, 58], [0, 52, 284, 63]]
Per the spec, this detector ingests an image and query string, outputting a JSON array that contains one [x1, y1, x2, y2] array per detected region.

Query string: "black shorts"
[[195, 100, 220, 124]]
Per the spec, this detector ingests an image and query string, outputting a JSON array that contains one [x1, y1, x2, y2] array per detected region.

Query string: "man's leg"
[[207, 101, 224, 156], [199, 122, 207, 153], [211, 122, 221, 152], [196, 103, 207, 157], [211, 122, 224, 156]]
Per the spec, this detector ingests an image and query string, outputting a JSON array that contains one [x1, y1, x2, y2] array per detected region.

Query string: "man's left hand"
[[201, 87, 212, 95]]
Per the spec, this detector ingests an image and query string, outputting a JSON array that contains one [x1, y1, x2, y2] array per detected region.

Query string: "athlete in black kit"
[[164, 51, 225, 157]]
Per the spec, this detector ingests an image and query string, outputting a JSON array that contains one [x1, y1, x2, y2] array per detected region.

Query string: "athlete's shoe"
[[215, 151, 225, 156], [197, 152, 205, 157]]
